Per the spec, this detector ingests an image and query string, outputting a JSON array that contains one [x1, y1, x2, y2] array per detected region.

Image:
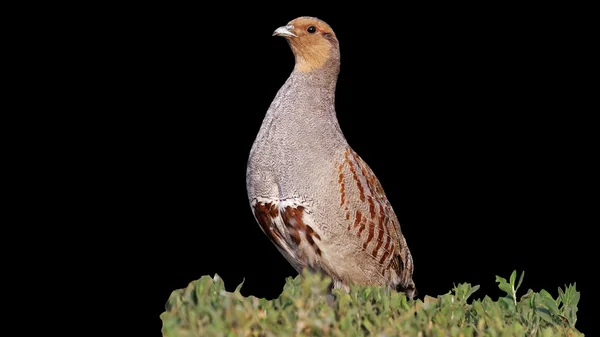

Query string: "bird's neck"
[[273, 69, 339, 121], [292, 54, 340, 91], [259, 65, 346, 146]]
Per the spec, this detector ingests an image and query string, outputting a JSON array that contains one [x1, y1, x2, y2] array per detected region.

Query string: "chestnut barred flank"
[[252, 198, 323, 267]]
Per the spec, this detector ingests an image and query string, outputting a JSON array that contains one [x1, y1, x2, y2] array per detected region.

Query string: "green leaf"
[[516, 271, 525, 292], [498, 296, 514, 311], [233, 278, 245, 300], [529, 293, 536, 309], [495, 276, 513, 298], [571, 290, 581, 307], [424, 295, 438, 305], [472, 301, 485, 316], [499, 284, 513, 297], [563, 307, 573, 325], [539, 289, 553, 300], [466, 285, 480, 301], [509, 270, 517, 288], [567, 307, 578, 328], [537, 309, 555, 325], [566, 283, 574, 297], [362, 317, 374, 333], [557, 287, 566, 309], [542, 296, 559, 315], [520, 289, 534, 301], [542, 327, 554, 337]]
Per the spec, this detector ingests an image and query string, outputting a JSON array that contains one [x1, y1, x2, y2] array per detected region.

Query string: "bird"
[[246, 16, 416, 299]]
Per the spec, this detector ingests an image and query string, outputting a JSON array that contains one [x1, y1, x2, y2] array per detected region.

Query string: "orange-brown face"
[[273, 17, 339, 72]]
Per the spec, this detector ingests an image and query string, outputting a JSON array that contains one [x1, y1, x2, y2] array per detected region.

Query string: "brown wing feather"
[[339, 148, 415, 293]]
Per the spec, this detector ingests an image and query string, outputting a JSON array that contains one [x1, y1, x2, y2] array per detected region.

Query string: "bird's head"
[[273, 16, 340, 73]]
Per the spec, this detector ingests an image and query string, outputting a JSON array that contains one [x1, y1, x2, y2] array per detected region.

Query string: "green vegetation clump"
[[161, 270, 582, 337]]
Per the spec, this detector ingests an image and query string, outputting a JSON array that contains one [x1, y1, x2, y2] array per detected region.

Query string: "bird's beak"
[[273, 25, 297, 37]]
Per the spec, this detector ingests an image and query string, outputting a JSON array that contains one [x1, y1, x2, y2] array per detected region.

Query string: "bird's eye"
[[307, 26, 317, 34]]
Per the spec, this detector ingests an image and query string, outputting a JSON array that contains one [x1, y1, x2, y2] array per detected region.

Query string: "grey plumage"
[[246, 16, 416, 299]]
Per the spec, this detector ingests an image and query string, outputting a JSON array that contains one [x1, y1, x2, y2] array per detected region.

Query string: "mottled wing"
[[338, 148, 415, 292], [250, 197, 324, 273]]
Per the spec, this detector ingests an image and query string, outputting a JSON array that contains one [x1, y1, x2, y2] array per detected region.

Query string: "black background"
[[80, 4, 593, 334]]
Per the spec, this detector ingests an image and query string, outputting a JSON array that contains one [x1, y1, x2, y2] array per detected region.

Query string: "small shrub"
[[161, 270, 582, 336]]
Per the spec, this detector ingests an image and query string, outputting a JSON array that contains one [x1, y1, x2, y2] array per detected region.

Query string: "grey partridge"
[[246, 16, 416, 299]]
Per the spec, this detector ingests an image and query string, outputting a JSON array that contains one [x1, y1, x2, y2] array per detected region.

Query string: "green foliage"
[[161, 270, 583, 337]]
